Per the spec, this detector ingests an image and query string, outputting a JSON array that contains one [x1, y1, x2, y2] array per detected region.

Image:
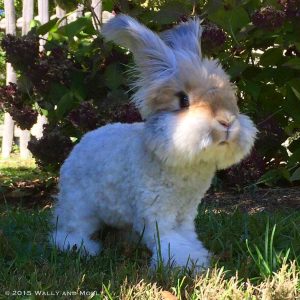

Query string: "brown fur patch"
[[146, 81, 238, 121], [184, 102, 213, 117], [190, 88, 239, 118], [148, 88, 177, 113]]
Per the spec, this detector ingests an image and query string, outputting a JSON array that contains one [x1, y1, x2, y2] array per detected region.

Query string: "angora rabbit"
[[50, 14, 257, 269]]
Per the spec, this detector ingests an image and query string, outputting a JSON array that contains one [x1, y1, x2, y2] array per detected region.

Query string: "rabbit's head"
[[102, 15, 257, 168]]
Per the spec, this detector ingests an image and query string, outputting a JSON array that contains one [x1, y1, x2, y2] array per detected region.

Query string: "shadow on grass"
[[0, 159, 57, 208]]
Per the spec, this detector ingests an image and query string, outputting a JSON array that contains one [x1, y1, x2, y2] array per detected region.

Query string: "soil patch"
[[1, 175, 300, 213], [203, 187, 300, 212]]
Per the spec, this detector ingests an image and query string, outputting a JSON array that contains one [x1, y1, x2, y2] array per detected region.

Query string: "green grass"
[[0, 202, 299, 299], [0, 156, 54, 188], [0, 161, 299, 299], [0, 157, 57, 206], [197, 205, 300, 280]]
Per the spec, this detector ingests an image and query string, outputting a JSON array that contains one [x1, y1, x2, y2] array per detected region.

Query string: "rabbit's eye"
[[177, 91, 189, 109]]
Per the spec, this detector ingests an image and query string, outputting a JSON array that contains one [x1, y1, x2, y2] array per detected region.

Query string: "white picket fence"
[[0, 0, 108, 159]]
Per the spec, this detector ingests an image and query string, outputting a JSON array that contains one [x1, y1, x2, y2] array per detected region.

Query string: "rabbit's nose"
[[218, 119, 230, 128], [217, 116, 235, 128]]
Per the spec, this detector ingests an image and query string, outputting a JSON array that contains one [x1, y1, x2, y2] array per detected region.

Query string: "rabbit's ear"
[[160, 19, 203, 57], [102, 14, 176, 79]]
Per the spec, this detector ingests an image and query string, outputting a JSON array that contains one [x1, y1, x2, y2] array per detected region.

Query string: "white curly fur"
[[50, 15, 257, 270]]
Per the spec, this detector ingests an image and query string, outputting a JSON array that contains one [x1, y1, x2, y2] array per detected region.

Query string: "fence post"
[[33, 0, 49, 139], [19, 0, 34, 159], [38, 0, 48, 49], [56, 5, 66, 25], [92, 0, 102, 24], [1, 0, 16, 159]]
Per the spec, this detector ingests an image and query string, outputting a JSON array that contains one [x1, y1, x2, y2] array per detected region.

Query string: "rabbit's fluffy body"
[[51, 15, 257, 269]]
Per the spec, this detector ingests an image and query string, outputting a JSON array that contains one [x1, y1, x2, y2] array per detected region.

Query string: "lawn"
[[0, 159, 300, 299]]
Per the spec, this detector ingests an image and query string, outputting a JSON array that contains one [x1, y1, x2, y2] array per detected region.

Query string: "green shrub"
[[0, 0, 299, 185]]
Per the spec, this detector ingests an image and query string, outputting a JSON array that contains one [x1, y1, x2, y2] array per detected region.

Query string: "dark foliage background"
[[0, 0, 299, 187]]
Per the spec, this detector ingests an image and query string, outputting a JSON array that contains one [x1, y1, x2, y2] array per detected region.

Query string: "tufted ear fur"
[[102, 14, 176, 82], [160, 19, 203, 57]]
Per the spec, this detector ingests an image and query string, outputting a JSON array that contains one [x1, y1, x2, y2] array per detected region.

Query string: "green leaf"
[[82, 19, 98, 35], [70, 71, 87, 100], [291, 167, 300, 181], [48, 32, 67, 42], [209, 7, 250, 34], [46, 84, 69, 105], [283, 58, 300, 70], [240, 81, 261, 101], [152, 3, 189, 25], [104, 63, 124, 90], [102, 0, 114, 11], [56, 92, 78, 119], [55, 0, 79, 12], [284, 87, 300, 123], [17, 74, 33, 93], [228, 7, 250, 34], [288, 79, 300, 100], [106, 89, 129, 106], [288, 138, 300, 153], [254, 68, 275, 82], [227, 60, 248, 78], [260, 48, 283, 66], [291, 86, 300, 100], [37, 18, 59, 35], [273, 66, 295, 85], [258, 85, 282, 113], [287, 148, 300, 168], [59, 17, 94, 39], [203, 1, 223, 15], [30, 19, 41, 29], [40, 109, 48, 117], [257, 168, 290, 186], [295, 42, 300, 52]]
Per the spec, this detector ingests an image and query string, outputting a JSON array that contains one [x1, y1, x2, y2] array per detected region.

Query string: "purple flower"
[[278, 0, 300, 18], [202, 23, 226, 54], [252, 6, 285, 30]]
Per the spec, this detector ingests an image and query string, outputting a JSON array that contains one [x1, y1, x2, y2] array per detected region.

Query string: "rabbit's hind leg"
[[50, 197, 103, 256]]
